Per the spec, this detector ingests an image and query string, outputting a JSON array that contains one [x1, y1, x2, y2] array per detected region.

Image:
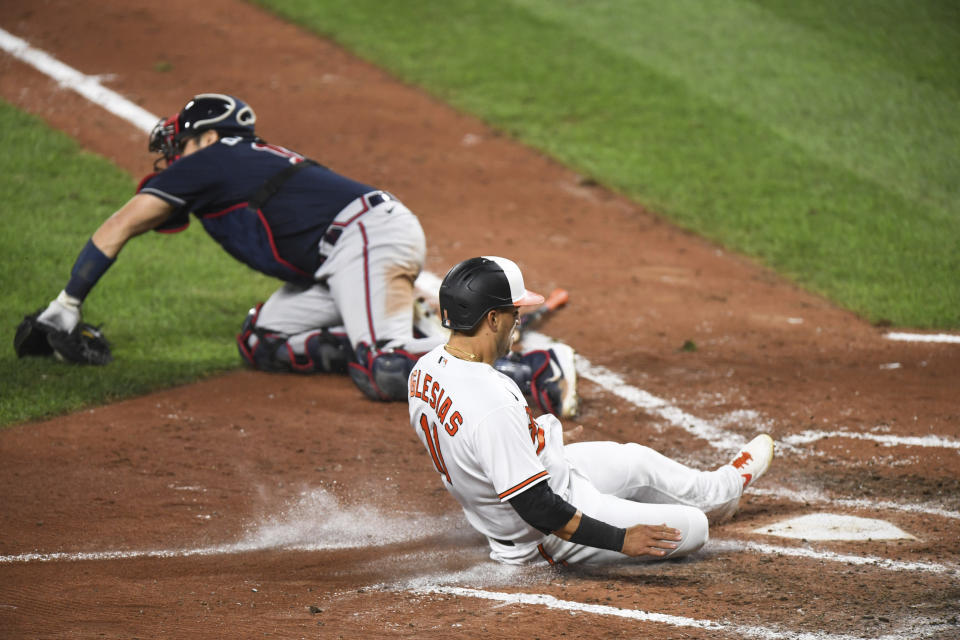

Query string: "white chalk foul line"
[[0, 540, 391, 565], [6, 523, 957, 576], [564, 359, 959, 453], [0, 538, 394, 565], [0, 27, 157, 133], [886, 332, 960, 345], [574, 352, 747, 449], [710, 539, 959, 576], [514, 328, 749, 451], [409, 585, 941, 640], [782, 429, 960, 450], [0, 487, 448, 565], [0, 543, 257, 565]]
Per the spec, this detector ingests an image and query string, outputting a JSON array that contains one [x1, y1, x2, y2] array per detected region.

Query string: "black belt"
[[317, 191, 394, 267], [366, 192, 389, 208]]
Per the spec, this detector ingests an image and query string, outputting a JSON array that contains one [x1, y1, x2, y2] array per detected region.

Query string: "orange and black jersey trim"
[[497, 470, 549, 501]]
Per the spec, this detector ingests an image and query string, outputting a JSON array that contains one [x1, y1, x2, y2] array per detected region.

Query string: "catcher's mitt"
[[14, 311, 112, 365]]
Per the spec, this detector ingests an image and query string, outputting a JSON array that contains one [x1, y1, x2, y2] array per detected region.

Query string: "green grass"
[[253, 0, 960, 328], [0, 102, 277, 427]]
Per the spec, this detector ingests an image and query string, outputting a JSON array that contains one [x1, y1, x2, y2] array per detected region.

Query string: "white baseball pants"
[[538, 441, 743, 565]]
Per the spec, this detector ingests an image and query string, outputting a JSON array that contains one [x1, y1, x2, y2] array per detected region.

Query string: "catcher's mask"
[[439, 256, 544, 332], [148, 93, 257, 166]]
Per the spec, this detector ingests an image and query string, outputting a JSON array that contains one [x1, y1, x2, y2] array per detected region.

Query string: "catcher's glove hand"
[[14, 310, 113, 365]]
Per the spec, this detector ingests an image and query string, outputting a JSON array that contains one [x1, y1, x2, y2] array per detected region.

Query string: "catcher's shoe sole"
[[548, 343, 579, 418], [730, 434, 775, 491], [413, 296, 450, 340]]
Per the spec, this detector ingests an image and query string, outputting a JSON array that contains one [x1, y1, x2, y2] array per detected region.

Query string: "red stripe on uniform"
[[537, 544, 555, 565], [255, 208, 310, 276], [334, 198, 370, 227], [536, 544, 569, 567], [358, 222, 377, 345], [200, 203, 309, 276], [203, 202, 247, 218]]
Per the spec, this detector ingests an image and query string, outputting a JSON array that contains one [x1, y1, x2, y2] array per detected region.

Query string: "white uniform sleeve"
[[473, 404, 549, 502]]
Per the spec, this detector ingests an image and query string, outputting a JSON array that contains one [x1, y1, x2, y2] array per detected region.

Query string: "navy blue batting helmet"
[[149, 94, 257, 164], [439, 257, 544, 332]]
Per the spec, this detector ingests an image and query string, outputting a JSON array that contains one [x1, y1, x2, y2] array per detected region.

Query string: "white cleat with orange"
[[731, 434, 775, 490]]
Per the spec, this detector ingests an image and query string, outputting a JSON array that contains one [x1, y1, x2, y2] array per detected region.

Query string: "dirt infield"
[[1, 1, 959, 638]]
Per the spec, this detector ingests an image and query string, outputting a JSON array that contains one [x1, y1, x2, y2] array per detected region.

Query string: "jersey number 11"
[[420, 414, 452, 485]]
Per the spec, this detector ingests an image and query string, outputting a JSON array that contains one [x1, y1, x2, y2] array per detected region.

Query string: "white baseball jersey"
[[408, 344, 570, 549], [408, 348, 749, 566]]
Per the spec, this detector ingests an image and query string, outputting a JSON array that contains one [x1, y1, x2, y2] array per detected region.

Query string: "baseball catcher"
[[14, 94, 578, 416], [409, 256, 775, 565]]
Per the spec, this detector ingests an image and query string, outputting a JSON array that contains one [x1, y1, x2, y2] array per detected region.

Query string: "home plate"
[[754, 513, 916, 541]]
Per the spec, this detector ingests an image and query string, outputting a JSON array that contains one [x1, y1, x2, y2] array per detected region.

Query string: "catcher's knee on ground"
[[236, 304, 351, 373]]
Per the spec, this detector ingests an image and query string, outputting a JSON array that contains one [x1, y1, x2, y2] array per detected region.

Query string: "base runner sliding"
[[408, 256, 774, 565]]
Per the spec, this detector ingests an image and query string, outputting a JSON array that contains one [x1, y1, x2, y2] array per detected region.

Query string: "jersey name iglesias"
[[408, 344, 570, 545]]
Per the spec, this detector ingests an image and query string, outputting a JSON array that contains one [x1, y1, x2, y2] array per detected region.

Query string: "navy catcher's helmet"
[[439, 256, 544, 331], [149, 93, 257, 164]]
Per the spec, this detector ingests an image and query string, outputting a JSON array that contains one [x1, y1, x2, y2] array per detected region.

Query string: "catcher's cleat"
[[730, 434, 775, 491], [541, 343, 579, 419], [495, 343, 580, 418]]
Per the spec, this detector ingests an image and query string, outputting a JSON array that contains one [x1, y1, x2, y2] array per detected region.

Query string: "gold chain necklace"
[[444, 344, 480, 361]]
